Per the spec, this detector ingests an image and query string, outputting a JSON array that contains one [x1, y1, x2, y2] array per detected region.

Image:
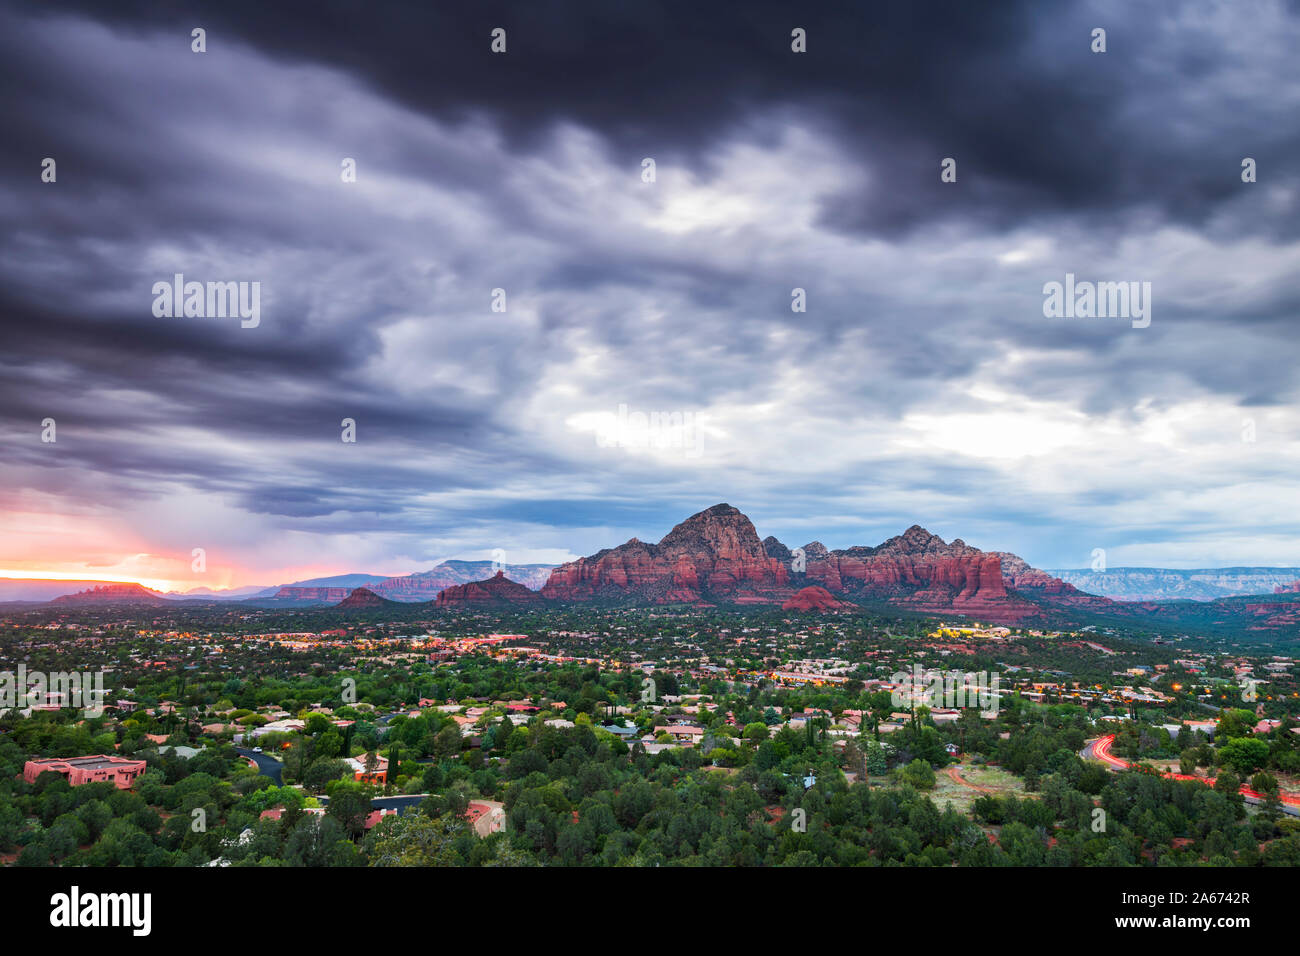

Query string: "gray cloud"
[[1, 0, 1299, 583]]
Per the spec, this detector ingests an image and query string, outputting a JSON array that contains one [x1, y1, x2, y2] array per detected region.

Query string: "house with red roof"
[[24, 755, 147, 789]]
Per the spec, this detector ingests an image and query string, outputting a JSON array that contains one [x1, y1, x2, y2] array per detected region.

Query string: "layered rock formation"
[[539, 503, 1117, 623], [436, 571, 547, 608], [49, 583, 172, 606], [540, 504, 793, 605], [1043, 567, 1300, 602], [795, 526, 1040, 622]]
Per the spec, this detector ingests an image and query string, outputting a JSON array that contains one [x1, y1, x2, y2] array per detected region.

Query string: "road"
[[235, 746, 283, 785], [315, 793, 429, 815], [236, 745, 433, 817], [1081, 734, 1300, 817], [944, 765, 995, 795]]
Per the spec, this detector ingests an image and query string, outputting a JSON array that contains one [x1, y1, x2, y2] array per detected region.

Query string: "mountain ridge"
[[540, 503, 1092, 623], [1044, 567, 1300, 602]]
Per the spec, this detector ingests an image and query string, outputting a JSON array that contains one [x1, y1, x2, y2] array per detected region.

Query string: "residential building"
[[23, 755, 147, 789]]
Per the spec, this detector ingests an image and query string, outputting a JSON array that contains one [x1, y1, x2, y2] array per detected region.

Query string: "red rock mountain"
[[436, 571, 546, 608], [799, 526, 1043, 621], [541, 504, 793, 605], [49, 583, 172, 606], [539, 503, 1119, 623], [334, 587, 396, 609]]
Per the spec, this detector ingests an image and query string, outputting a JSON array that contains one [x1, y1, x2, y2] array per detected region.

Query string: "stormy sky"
[[2, 0, 1299, 589]]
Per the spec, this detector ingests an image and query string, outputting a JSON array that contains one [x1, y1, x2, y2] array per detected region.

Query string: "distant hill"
[[250, 573, 386, 598], [1044, 567, 1300, 602], [247, 560, 555, 605], [436, 571, 546, 608], [0, 578, 154, 603], [6, 561, 560, 608], [167, 584, 270, 599], [334, 587, 399, 609], [370, 560, 555, 601]]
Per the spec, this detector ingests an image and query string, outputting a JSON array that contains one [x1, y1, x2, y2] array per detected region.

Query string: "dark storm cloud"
[[1, 0, 1298, 576], [34, 0, 1300, 241]]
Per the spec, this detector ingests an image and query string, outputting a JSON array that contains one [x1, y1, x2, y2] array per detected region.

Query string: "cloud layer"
[[2, 0, 1299, 587]]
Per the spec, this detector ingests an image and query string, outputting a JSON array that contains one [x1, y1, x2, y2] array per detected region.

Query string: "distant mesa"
[[1044, 567, 1300, 602], [170, 584, 269, 599], [274, 586, 358, 603], [48, 583, 171, 607], [436, 571, 546, 608], [782, 585, 855, 612], [255, 560, 555, 605], [372, 560, 553, 600], [334, 587, 399, 609]]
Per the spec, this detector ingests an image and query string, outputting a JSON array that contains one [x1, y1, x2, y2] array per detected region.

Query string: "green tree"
[[367, 813, 468, 866], [326, 783, 373, 839], [865, 740, 888, 776], [896, 758, 936, 790], [1219, 737, 1269, 775]]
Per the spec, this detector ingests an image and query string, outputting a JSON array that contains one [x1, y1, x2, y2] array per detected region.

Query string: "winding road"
[[236, 746, 283, 785], [1081, 734, 1300, 817]]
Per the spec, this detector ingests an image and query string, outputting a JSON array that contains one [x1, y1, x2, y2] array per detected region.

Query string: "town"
[[1, 602, 1297, 867]]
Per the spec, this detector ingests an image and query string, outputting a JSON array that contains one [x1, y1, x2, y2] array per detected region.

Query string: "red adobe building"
[[23, 755, 148, 789]]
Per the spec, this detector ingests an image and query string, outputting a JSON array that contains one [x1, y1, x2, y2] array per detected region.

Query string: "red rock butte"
[[436, 571, 546, 607], [782, 586, 855, 612]]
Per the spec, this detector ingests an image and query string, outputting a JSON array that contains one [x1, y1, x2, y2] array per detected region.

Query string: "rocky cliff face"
[[539, 504, 1092, 622], [49, 583, 172, 606], [436, 571, 546, 607], [762, 536, 792, 563], [540, 504, 793, 605], [1242, 600, 1300, 627], [796, 527, 1042, 622]]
